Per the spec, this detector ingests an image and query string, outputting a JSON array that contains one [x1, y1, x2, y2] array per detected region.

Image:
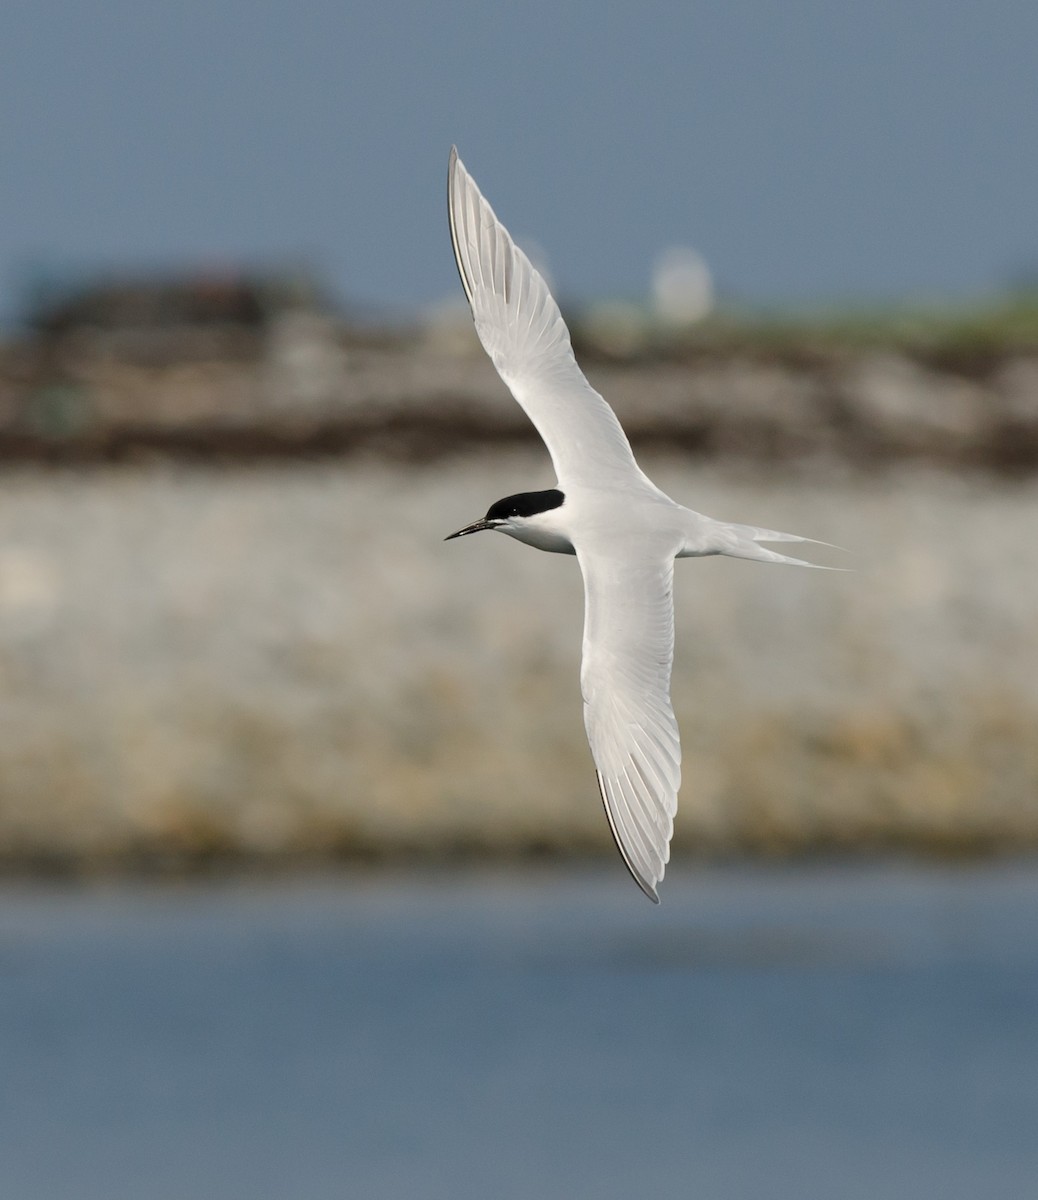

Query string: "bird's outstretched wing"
[[577, 550, 681, 902], [448, 147, 652, 492]]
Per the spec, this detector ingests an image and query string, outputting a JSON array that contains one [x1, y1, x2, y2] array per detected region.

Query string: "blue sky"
[[2, 0, 1036, 322]]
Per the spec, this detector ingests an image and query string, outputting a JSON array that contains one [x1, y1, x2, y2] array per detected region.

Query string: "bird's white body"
[[445, 147, 828, 902], [498, 485, 771, 560]]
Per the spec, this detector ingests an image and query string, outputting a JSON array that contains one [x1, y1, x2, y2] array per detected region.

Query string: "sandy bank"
[[1, 455, 1036, 871]]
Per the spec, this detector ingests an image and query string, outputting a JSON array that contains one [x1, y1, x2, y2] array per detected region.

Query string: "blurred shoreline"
[[1, 299, 1038, 471], [3, 302, 1038, 874]]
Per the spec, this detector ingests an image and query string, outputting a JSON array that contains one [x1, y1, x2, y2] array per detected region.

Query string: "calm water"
[[1, 863, 1036, 1200]]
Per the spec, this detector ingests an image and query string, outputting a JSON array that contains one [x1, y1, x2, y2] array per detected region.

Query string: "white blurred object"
[[264, 310, 345, 408], [651, 246, 714, 326]]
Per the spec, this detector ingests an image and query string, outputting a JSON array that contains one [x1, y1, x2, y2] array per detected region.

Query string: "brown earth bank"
[[2, 315, 1038, 470]]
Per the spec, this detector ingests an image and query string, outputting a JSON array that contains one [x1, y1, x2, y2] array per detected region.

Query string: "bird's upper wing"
[[449, 147, 651, 492], [577, 548, 681, 902]]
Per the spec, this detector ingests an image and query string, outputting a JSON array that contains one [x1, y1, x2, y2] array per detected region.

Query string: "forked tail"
[[707, 520, 845, 569]]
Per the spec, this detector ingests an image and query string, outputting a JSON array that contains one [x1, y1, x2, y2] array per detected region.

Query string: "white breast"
[[500, 522, 576, 555]]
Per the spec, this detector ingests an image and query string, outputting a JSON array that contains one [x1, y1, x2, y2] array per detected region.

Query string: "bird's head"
[[444, 488, 573, 553]]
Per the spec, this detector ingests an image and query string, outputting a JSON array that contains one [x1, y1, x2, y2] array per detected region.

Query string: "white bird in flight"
[[444, 147, 830, 902]]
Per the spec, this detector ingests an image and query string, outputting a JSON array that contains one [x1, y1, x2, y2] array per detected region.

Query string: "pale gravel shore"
[[1, 454, 1037, 868]]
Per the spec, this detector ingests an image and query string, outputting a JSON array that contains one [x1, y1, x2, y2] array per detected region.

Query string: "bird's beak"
[[444, 518, 491, 541]]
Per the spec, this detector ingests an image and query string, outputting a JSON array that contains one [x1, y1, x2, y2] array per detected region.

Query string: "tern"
[[445, 147, 829, 902]]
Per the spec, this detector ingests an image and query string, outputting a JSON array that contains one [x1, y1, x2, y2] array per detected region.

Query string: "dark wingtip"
[[447, 146, 474, 310], [595, 771, 661, 904]]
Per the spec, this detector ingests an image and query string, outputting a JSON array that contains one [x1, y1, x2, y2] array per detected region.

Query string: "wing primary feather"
[[447, 147, 473, 308], [473, 198, 488, 298], [596, 772, 661, 904], [627, 750, 673, 833], [612, 769, 657, 869], [629, 741, 676, 818], [618, 764, 663, 850]]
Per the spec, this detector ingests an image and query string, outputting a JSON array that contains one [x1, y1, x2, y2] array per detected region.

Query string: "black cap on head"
[[485, 489, 565, 522]]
